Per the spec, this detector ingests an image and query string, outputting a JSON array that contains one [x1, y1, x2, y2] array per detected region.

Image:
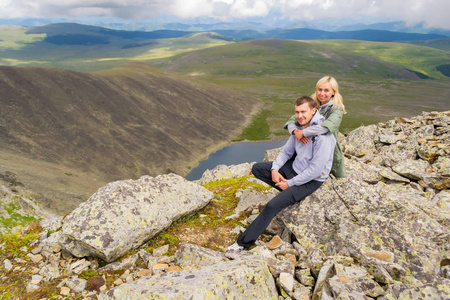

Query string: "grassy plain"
[[0, 25, 449, 152], [150, 39, 450, 138]]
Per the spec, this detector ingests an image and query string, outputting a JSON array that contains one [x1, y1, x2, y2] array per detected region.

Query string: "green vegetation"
[[0, 26, 234, 72], [145, 176, 271, 253], [238, 109, 271, 140], [1, 202, 39, 230], [0, 26, 46, 49], [151, 39, 450, 135], [310, 39, 450, 79], [0, 25, 449, 138]]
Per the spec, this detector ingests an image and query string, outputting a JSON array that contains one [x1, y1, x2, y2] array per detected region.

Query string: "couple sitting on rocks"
[[228, 76, 346, 251]]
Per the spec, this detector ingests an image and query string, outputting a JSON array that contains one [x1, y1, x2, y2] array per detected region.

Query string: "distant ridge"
[[213, 28, 447, 42], [22, 23, 447, 46]]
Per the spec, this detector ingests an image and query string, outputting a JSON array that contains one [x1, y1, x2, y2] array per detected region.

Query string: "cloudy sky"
[[1, 0, 449, 29]]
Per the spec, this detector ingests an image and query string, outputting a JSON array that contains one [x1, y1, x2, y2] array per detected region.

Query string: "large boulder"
[[60, 173, 214, 262], [279, 164, 450, 294], [99, 247, 278, 299]]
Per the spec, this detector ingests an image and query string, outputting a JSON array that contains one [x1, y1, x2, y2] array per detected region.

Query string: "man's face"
[[295, 103, 316, 128]]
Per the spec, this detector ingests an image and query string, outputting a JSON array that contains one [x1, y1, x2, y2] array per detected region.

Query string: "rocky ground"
[[1, 110, 449, 299]]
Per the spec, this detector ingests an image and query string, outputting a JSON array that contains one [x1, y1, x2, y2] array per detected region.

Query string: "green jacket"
[[283, 106, 346, 178]]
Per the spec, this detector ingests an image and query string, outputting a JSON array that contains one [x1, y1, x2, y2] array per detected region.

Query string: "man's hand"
[[271, 169, 284, 184], [294, 129, 310, 145], [275, 179, 289, 190], [271, 169, 289, 190]]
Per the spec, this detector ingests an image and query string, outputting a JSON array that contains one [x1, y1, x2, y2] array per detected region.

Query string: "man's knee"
[[252, 162, 270, 177]]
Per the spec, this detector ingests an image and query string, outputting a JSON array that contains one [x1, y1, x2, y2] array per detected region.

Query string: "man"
[[227, 96, 336, 251]]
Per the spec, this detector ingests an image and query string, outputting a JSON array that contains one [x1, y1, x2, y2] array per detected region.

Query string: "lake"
[[185, 139, 287, 181]]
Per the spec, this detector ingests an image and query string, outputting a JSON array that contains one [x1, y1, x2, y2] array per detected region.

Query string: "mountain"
[[26, 23, 447, 43], [2, 18, 449, 37], [0, 63, 260, 213], [212, 28, 446, 41]]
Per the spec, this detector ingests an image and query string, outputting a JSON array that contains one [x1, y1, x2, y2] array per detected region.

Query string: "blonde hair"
[[311, 76, 346, 114]]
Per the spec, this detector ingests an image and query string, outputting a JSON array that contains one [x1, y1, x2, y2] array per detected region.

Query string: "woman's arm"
[[319, 107, 343, 134], [283, 115, 297, 134]]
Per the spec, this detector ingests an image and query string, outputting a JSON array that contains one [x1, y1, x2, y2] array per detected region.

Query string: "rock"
[[98, 255, 278, 299], [86, 276, 106, 292], [61, 174, 214, 262], [342, 124, 379, 158], [175, 243, 228, 270], [26, 283, 40, 293], [60, 286, 70, 296], [3, 259, 12, 271], [295, 268, 315, 287], [278, 272, 295, 293], [235, 188, 278, 214], [31, 274, 43, 284], [379, 168, 410, 183], [267, 235, 283, 250], [152, 244, 169, 257], [433, 190, 450, 208], [198, 163, 254, 184], [98, 253, 139, 272], [266, 257, 295, 277], [264, 147, 283, 162], [136, 269, 152, 277], [59, 276, 87, 293], [281, 174, 449, 284], [166, 265, 182, 272], [70, 259, 91, 274], [392, 159, 430, 181]]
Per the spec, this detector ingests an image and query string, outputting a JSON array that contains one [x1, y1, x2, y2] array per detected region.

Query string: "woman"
[[284, 76, 346, 178]]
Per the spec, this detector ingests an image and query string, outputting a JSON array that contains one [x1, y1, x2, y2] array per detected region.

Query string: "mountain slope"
[[0, 62, 260, 212], [151, 39, 450, 134]]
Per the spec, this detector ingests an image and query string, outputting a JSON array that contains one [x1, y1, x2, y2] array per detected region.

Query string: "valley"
[[0, 23, 449, 215]]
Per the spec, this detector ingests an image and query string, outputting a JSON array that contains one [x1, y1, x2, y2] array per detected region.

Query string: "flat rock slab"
[[99, 256, 278, 299]]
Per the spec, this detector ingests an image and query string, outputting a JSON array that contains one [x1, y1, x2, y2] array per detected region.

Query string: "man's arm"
[[286, 136, 336, 187], [271, 136, 295, 171]]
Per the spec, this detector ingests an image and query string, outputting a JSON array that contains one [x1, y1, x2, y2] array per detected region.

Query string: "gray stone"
[[3, 259, 12, 271], [392, 159, 430, 181], [175, 243, 228, 270], [198, 163, 254, 184], [278, 272, 295, 293], [61, 174, 214, 262], [98, 255, 278, 299], [342, 124, 379, 158], [235, 188, 278, 214]]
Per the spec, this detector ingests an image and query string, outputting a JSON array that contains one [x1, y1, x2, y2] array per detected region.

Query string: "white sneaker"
[[227, 242, 244, 252]]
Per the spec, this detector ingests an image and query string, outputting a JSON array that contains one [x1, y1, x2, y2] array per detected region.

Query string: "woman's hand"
[[294, 129, 310, 145]]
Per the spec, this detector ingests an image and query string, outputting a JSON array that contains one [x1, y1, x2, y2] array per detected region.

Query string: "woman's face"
[[317, 82, 334, 105]]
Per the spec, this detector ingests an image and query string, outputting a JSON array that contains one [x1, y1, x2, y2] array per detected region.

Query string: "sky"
[[0, 0, 449, 30]]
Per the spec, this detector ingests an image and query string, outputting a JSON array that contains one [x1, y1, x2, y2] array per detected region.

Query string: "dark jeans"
[[237, 161, 323, 248]]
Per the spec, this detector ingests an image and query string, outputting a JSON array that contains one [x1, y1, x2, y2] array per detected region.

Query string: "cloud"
[[0, 0, 449, 29]]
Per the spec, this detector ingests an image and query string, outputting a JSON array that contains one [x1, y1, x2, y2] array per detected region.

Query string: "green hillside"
[[150, 39, 450, 137], [0, 63, 260, 213], [0, 25, 235, 72], [1, 24, 449, 138]]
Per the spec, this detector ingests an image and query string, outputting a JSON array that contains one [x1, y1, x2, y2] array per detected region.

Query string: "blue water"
[[185, 140, 287, 181]]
